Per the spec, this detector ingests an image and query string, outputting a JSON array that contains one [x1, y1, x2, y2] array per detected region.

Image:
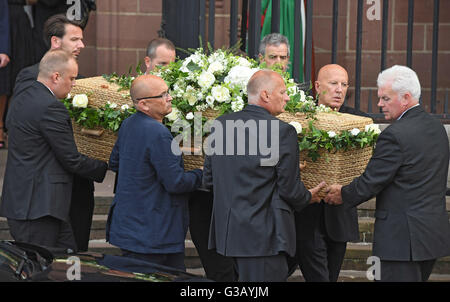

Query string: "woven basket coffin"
[[70, 76, 132, 109], [278, 111, 374, 198], [72, 122, 117, 162], [70, 76, 133, 162]]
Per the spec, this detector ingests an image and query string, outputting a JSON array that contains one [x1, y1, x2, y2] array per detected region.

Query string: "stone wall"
[[78, 0, 450, 114]]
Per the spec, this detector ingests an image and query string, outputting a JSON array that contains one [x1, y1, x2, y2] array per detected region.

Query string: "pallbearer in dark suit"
[[325, 65, 450, 282], [203, 70, 326, 282], [13, 15, 94, 252], [291, 64, 369, 282], [0, 50, 108, 251]]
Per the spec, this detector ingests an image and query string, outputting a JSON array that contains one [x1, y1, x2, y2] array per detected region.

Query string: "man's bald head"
[[37, 49, 78, 99], [38, 49, 76, 79], [130, 74, 172, 123], [247, 70, 280, 103], [315, 64, 349, 110], [247, 69, 290, 116], [130, 74, 166, 104]]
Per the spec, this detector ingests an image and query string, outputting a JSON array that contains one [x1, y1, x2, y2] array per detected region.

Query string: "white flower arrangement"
[[156, 47, 323, 136], [157, 48, 262, 124]]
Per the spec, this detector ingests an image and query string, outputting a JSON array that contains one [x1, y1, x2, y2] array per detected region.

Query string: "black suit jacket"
[[0, 81, 107, 222], [203, 105, 312, 257], [295, 106, 370, 242], [13, 62, 39, 97], [342, 105, 450, 261], [13, 62, 92, 251]]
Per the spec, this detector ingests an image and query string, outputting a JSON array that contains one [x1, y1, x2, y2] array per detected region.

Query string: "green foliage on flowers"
[[297, 121, 380, 162], [61, 94, 136, 132], [102, 64, 144, 91], [96, 46, 381, 161]]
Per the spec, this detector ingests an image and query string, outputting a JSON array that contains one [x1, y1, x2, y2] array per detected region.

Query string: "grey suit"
[[341, 105, 450, 281], [203, 105, 311, 281], [0, 80, 107, 250]]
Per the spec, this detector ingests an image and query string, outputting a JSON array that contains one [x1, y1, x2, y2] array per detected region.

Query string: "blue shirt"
[[107, 111, 202, 254]]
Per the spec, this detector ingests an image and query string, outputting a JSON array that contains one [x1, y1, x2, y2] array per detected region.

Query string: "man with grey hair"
[[258, 33, 290, 72], [144, 38, 176, 74], [325, 65, 450, 281], [203, 69, 325, 281]]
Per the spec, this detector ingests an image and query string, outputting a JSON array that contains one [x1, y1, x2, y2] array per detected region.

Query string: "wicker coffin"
[[70, 76, 132, 109], [278, 111, 374, 198], [70, 76, 133, 162], [72, 122, 117, 162]]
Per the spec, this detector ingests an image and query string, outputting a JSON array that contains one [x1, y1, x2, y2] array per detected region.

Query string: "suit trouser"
[[233, 254, 289, 282], [294, 209, 347, 282], [7, 215, 77, 251], [69, 175, 95, 252], [378, 259, 436, 282], [188, 190, 235, 281]]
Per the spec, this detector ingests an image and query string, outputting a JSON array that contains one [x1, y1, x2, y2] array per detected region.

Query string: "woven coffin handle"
[[80, 127, 104, 137]]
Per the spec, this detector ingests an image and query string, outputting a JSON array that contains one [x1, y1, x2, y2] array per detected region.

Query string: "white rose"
[[72, 94, 89, 108], [299, 90, 306, 102], [198, 71, 216, 89], [121, 104, 129, 111], [207, 61, 224, 74], [211, 85, 231, 103], [165, 107, 180, 121], [186, 112, 194, 120], [365, 123, 381, 134], [185, 94, 197, 106], [287, 85, 299, 97], [289, 121, 303, 134], [350, 128, 361, 136], [184, 86, 198, 106], [231, 96, 245, 112], [224, 66, 260, 91], [237, 57, 252, 67], [107, 102, 118, 109], [328, 131, 337, 138], [206, 95, 215, 107]]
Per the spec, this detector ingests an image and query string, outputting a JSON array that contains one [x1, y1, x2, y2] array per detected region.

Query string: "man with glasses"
[[106, 75, 203, 270]]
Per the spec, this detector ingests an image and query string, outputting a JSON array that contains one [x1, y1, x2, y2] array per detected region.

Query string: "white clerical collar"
[[397, 103, 419, 120]]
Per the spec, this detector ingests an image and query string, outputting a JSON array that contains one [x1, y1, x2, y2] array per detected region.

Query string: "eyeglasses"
[[136, 91, 170, 101]]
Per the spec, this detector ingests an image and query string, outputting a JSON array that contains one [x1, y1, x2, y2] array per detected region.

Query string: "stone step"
[[87, 240, 450, 276], [0, 215, 371, 242], [2, 215, 448, 246], [92, 197, 450, 217], [91, 196, 450, 217]]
